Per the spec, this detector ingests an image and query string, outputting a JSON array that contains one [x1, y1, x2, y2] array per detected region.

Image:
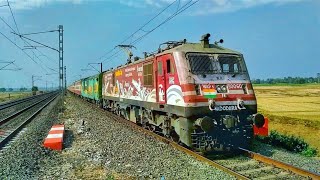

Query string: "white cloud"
[[0, 0, 86, 10], [0, 0, 307, 13], [195, 0, 306, 15], [119, 0, 307, 15]]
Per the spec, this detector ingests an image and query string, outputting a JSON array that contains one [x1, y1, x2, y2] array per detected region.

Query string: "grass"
[[253, 84, 320, 155], [253, 83, 319, 87], [0, 92, 32, 103]]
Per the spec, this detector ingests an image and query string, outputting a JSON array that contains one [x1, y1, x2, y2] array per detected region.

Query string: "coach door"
[[156, 54, 174, 104]]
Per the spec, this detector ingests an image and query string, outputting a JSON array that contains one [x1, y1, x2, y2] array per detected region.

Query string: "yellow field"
[[254, 84, 320, 152], [0, 92, 31, 103]]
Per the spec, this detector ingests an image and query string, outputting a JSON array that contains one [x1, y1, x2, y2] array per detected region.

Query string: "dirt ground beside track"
[[254, 84, 320, 153]]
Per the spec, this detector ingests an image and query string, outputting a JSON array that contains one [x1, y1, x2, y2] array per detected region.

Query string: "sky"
[[0, 0, 319, 88]]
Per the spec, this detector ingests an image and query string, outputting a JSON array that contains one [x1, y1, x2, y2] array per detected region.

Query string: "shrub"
[[256, 130, 317, 157]]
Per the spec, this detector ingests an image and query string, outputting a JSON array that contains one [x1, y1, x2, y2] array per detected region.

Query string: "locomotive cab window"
[[187, 54, 219, 74], [158, 61, 163, 75], [219, 55, 246, 73], [186, 53, 247, 74], [166, 59, 174, 74], [143, 63, 153, 86]]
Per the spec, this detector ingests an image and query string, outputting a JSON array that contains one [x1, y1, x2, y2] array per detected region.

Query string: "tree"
[[32, 86, 38, 91], [8, 88, 13, 92], [0, 88, 6, 92], [20, 87, 27, 92]]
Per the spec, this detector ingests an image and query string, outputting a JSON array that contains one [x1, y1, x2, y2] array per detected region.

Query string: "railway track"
[[76, 94, 320, 180], [128, 125, 319, 179], [0, 93, 47, 111], [0, 92, 59, 150]]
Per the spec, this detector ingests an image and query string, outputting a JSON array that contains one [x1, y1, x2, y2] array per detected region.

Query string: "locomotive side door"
[[156, 54, 174, 104]]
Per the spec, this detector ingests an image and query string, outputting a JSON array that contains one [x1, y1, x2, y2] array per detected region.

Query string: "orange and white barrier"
[[43, 124, 64, 151]]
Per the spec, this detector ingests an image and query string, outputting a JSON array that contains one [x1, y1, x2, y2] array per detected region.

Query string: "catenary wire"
[[97, 0, 179, 61]]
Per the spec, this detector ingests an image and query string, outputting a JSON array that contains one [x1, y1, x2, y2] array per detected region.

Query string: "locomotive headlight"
[[221, 85, 227, 92], [216, 85, 221, 92], [216, 84, 227, 93]]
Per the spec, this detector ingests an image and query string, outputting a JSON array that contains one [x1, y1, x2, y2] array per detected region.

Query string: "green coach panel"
[[81, 73, 102, 101]]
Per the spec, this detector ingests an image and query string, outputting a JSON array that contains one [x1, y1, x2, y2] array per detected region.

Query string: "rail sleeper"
[[43, 124, 64, 151]]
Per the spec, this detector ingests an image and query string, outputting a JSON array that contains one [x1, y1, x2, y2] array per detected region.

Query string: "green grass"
[[254, 84, 320, 156], [0, 92, 31, 103], [252, 83, 319, 87], [256, 130, 317, 157]]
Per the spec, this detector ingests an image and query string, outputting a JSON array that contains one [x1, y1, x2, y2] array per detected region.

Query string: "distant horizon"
[[0, 75, 319, 89]]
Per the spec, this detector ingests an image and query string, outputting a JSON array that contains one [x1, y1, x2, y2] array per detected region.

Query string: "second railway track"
[[0, 92, 59, 150], [78, 94, 320, 180]]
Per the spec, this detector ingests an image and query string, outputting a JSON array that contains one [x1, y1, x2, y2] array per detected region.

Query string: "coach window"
[[158, 61, 163, 75], [143, 63, 153, 86], [166, 59, 174, 74]]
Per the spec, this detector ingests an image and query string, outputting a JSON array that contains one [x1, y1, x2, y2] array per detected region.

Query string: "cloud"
[[0, 0, 307, 13], [195, 0, 306, 15], [119, 0, 307, 15], [0, 0, 86, 10]]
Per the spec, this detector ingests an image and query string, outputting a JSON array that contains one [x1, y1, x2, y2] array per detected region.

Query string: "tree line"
[[252, 77, 319, 84], [0, 87, 28, 92]]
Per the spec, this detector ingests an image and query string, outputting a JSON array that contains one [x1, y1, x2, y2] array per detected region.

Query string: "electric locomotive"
[[69, 33, 267, 152]]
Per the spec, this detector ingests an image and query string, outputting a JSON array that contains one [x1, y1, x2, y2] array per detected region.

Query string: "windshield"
[[186, 53, 247, 75]]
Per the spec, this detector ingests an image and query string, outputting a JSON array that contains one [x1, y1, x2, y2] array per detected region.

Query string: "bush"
[[301, 147, 318, 157], [256, 130, 317, 157]]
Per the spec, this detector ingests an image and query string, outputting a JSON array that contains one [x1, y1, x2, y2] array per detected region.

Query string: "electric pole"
[[58, 25, 64, 91], [32, 75, 41, 94], [32, 75, 34, 88], [64, 66, 67, 92]]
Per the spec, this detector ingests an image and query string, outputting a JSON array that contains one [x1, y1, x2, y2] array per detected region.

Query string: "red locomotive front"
[[100, 34, 267, 152]]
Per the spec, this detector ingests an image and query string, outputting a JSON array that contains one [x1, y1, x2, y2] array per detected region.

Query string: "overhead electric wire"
[[0, 30, 49, 73], [20, 30, 58, 36], [1, 13, 45, 68], [118, 0, 178, 45], [131, 0, 198, 46], [0, 16, 16, 33], [7, 0, 20, 34], [3, 0, 57, 74], [102, 0, 199, 65], [0, 61, 13, 70], [98, 0, 178, 61]]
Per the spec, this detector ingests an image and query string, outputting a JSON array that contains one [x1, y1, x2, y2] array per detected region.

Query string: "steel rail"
[[0, 92, 51, 111], [0, 93, 58, 149], [0, 92, 57, 126], [239, 147, 320, 179], [132, 123, 251, 180]]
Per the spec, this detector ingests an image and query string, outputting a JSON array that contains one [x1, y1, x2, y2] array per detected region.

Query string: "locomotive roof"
[[74, 42, 243, 84], [158, 42, 241, 55], [100, 41, 243, 75], [103, 42, 241, 71]]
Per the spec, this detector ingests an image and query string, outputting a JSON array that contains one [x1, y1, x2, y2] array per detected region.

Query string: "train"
[[68, 33, 268, 152]]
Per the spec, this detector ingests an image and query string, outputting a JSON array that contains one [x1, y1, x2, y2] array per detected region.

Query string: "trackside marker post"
[[43, 124, 64, 151]]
